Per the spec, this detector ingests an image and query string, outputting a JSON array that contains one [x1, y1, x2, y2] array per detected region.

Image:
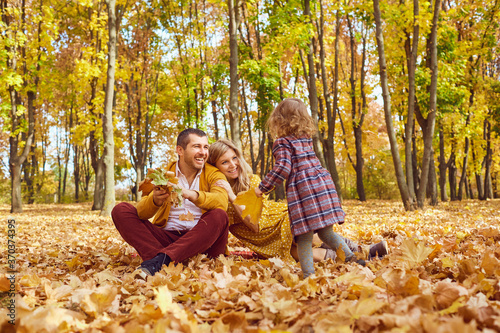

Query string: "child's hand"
[[254, 187, 263, 197]]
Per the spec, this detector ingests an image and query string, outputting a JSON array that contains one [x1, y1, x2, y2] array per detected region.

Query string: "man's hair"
[[176, 128, 207, 149]]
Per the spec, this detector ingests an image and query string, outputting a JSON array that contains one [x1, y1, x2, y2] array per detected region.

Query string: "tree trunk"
[[82, 143, 92, 201], [475, 172, 484, 199], [62, 129, 71, 198], [448, 153, 457, 201], [438, 121, 448, 201], [471, 140, 484, 200], [457, 111, 471, 200], [319, 6, 342, 200], [93, 160, 105, 210], [22, 140, 36, 205], [228, 0, 241, 151], [416, 0, 440, 208], [427, 153, 438, 205], [373, 0, 413, 211], [303, 0, 326, 168], [9, 85, 34, 214], [57, 128, 62, 203], [483, 118, 493, 199], [5, 0, 35, 213], [74, 145, 80, 202], [356, 28, 368, 201], [101, 0, 117, 216], [411, 122, 419, 191], [463, 174, 470, 198], [346, 14, 366, 202], [404, 0, 419, 202], [241, 80, 255, 167], [211, 77, 220, 140]]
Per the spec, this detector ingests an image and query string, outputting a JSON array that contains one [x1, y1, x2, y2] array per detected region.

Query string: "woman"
[[207, 139, 387, 265]]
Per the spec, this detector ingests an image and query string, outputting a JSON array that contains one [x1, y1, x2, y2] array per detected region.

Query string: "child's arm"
[[258, 138, 292, 193]]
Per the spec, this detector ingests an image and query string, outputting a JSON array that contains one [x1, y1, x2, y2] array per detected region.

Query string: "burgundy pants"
[[111, 202, 229, 262]]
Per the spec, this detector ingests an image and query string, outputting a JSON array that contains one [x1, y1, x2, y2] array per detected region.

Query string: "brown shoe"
[[346, 255, 366, 266], [368, 241, 388, 260]]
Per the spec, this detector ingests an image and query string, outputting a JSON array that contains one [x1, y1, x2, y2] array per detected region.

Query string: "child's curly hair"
[[267, 98, 317, 139]]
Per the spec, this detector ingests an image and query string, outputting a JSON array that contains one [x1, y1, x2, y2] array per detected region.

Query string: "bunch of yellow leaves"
[[233, 187, 263, 227], [139, 167, 183, 207]]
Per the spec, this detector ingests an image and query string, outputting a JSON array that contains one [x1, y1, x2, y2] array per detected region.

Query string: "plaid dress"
[[258, 136, 345, 236]]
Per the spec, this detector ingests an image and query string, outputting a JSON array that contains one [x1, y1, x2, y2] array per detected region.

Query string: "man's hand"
[[254, 187, 263, 198], [153, 186, 170, 206]]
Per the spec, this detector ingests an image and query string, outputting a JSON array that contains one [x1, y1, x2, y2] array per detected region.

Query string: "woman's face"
[[215, 148, 240, 181]]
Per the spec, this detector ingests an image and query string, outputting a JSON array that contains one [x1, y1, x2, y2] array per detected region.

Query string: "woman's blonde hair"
[[207, 139, 252, 195], [267, 98, 317, 138]]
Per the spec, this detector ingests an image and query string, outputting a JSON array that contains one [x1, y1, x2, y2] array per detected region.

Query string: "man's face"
[[177, 134, 209, 173]]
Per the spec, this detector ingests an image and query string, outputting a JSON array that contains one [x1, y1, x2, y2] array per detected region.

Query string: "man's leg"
[[162, 209, 229, 262], [111, 202, 175, 261]]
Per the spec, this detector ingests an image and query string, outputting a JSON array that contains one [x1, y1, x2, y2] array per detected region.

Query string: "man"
[[112, 128, 229, 276]]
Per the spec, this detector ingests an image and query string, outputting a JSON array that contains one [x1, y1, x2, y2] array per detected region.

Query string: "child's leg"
[[317, 226, 355, 261], [296, 231, 315, 278]]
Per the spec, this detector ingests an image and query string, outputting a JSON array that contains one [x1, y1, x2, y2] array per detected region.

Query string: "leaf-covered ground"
[[1, 200, 500, 332]]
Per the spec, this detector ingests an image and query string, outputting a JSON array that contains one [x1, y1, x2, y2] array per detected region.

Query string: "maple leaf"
[[0, 274, 11, 292], [148, 169, 177, 187], [434, 279, 469, 309], [80, 285, 120, 317], [139, 168, 178, 194], [179, 211, 194, 221], [233, 187, 263, 227], [399, 239, 433, 267], [154, 285, 174, 315], [480, 251, 500, 276], [219, 311, 248, 331], [339, 298, 386, 320], [18, 305, 88, 332]]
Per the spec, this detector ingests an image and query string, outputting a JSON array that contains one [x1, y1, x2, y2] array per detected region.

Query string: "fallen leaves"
[[1, 200, 500, 332]]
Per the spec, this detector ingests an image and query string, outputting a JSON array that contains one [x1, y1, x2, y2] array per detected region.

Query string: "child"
[[255, 98, 365, 278]]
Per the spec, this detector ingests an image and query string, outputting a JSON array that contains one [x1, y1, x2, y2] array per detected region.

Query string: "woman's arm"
[[231, 201, 259, 233], [214, 179, 259, 233]]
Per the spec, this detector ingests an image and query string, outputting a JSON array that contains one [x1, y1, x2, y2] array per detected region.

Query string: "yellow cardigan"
[[136, 161, 228, 228]]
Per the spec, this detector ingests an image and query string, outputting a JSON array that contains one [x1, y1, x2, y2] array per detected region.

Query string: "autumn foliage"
[[1, 200, 500, 332]]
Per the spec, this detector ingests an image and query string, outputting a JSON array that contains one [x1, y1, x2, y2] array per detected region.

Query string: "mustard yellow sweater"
[[136, 161, 228, 228]]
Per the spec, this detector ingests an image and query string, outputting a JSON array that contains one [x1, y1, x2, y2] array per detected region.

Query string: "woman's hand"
[[170, 182, 199, 203], [242, 215, 259, 233], [214, 179, 236, 202]]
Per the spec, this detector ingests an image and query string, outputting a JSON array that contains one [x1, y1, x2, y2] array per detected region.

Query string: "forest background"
[[1, 0, 500, 216]]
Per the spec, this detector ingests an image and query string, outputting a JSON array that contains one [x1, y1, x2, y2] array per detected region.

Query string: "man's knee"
[[111, 202, 135, 223], [210, 208, 229, 228]]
